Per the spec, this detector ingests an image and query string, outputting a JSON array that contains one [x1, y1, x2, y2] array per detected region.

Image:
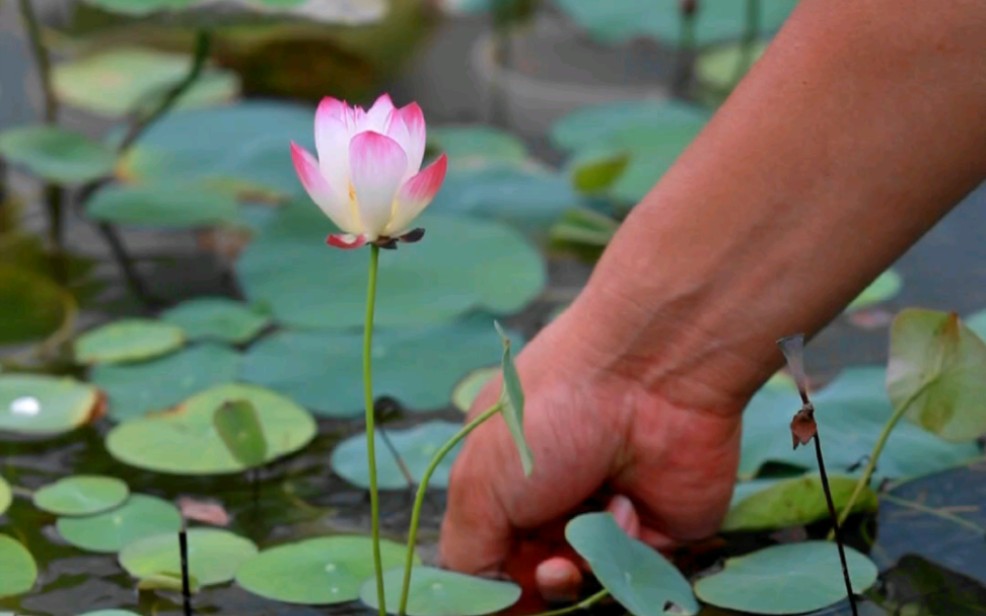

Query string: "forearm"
[[566, 0, 986, 412]]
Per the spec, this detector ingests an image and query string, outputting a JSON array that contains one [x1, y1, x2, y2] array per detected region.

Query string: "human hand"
[[439, 308, 746, 604]]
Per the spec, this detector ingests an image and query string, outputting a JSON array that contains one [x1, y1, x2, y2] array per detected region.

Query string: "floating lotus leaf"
[[723, 474, 878, 533], [53, 47, 238, 117], [121, 101, 315, 197], [120, 528, 257, 587], [33, 475, 129, 516], [161, 297, 269, 344], [360, 566, 521, 616], [847, 269, 902, 311], [0, 374, 100, 435], [240, 317, 523, 416], [0, 475, 10, 515], [105, 383, 316, 474], [91, 343, 241, 421], [550, 100, 709, 153], [331, 421, 463, 489], [0, 535, 37, 598], [86, 184, 240, 229], [552, 0, 797, 46], [56, 494, 182, 553], [0, 125, 116, 184], [567, 513, 698, 615], [81, 0, 386, 24], [235, 535, 414, 605], [739, 367, 980, 480], [75, 319, 185, 365], [451, 366, 498, 413], [696, 40, 769, 102], [887, 309, 986, 441], [0, 264, 76, 345], [237, 205, 546, 329], [428, 125, 528, 169], [694, 542, 878, 614], [78, 611, 142, 616]]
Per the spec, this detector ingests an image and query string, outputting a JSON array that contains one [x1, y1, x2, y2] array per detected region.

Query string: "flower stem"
[[529, 589, 610, 616], [363, 244, 386, 616], [813, 431, 858, 616], [398, 400, 504, 616]]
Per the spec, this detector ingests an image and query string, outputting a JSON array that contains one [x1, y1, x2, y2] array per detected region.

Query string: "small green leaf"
[[694, 541, 878, 614], [0, 374, 100, 436], [213, 400, 268, 468], [33, 475, 130, 516], [0, 535, 37, 598], [566, 512, 698, 615], [360, 566, 521, 616], [887, 309, 986, 441], [0, 475, 10, 516], [494, 321, 533, 477], [75, 319, 185, 365], [0, 125, 116, 184], [571, 151, 630, 194]]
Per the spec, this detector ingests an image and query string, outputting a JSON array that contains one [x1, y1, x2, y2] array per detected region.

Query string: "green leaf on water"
[[86, 183, 240, 229], [136, 571, 200, 593], [549, 207, 620, 249], [428, 125, 528, 170], [33, 475, 130, 516], [0, 125, 116, 184], [570, 150, 629, 194], [56, 494, 182, 553], [694, 541, 878, 615], [495, 321, 533, 477], [160, 297, 269, 345], [887, 309, 986, 442], [0, 475, 10, 516], [847, 269, 902, 312], [566, 512, 698, 615], [213, 400, 267, 468], [359, 566, 521, 616], [0, 374, 100, 436], [75, 318, 185, 365], [120, 528, 257, 587], [0, 535, 37, 598]]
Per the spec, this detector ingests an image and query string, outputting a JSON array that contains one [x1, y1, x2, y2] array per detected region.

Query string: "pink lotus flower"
[[290, 94, 448, 249]]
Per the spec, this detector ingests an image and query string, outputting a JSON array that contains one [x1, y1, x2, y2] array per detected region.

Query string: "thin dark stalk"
[[378, 427, 415, 488], [813, 431, 858, 616], [178, 527, 193, 615], [95, 222, 160, 310], [672, 1, 698, 98]]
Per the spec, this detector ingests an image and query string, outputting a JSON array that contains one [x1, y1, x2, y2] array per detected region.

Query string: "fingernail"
[[536, 557, 582, 603], [608, 494, 638, 536]]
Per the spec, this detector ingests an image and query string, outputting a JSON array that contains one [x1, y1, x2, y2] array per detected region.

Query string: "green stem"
[[734, 0, 761, 86], [530, 589, 610, 616], [834, 380, 934, 532], [880, 493, 985, 536], [364, 244, 386, 616], [397, 400, 504, 616]]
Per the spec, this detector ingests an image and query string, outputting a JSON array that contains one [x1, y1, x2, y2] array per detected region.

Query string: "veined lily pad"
[[75, 319, 185, 365], [887, 309, 986, 441], [241, 318, 523, 416], [428, 125, 528, 169], [161, 298, 269, 344], [0, 475, 10, 516], [237, 204, 545, 329], [235, 535, 414, 605], [739, 367, 980, 480], [360, 566, 521, 616], [451, 366, 498, 413], [53, 47, 238, 117], [723, 474, 878, 533], [120, 528, 257, 587], [0, 125, 116, 184], [693, 542, 878, 615], [0, 264, 76, 345], [331, 421, 463, 489], [56, 494, 182, 553], [91, 343, 241, 421], [86, 184, 240, 229], [106, 383, 316, 474], [0, 535, 37, 598], [33, 475, 129, 516], [566, 512, 698, 615], [0, 374, 100, 435], [847, 269, 902, 311]]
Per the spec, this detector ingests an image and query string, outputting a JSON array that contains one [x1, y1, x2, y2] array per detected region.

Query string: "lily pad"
[[120, 528, 257, 587], [0, 475, 10, 516], [723, 474, 878, 533], [213, 400, 267, 468], [331, 420, 463, 489], [56, 494, 182, 553], [78, 611, 142, 615], [739, 366, 980, 480], [451, 366, 498, 413], [236, 204, 546, 329], [161, 297, 270, 344], [550, 100, 709, 153], [0, 374, 100, 435], [552, 0, 798, 47], [360, 566, 521, 616], [75, 319, 185, 365], [86, 184, 240, 229], [428, 125, 528, 169], [235, 535, 414, 605], [693, 541, 878, 614], [887, 309, 986, 442], [53, 47, 239, 117], [495, 321, 533, 477], [566, 512, 698, 615], [0, 535, 37, 598], [240, 317, 523, 416], [91, 343, 241, 421], [105, 383, 316, 474], [33, 475, 129, 516], [81, 0, 386, 24], [0, 264, 76, 345], [847, 269, 903, 311], [0, 125, 117, 184]]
